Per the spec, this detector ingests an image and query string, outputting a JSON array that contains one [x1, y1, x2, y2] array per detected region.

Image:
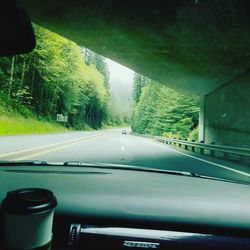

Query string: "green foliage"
[[0, 112, 67, 135], [0, 24, 111, 131], [85, 48, 110, 89], [188, 127, 199, 142], [132, 73, 149, 103], [162, 132, 181, 139], [131, 81, 199, 138]]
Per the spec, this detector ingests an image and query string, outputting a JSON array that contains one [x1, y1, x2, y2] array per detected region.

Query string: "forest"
[[131, 74, 200, 140], [0, 24, 199, 138], [0, 24, 112, 133]]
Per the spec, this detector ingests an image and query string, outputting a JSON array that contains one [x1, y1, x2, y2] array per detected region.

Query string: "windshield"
[[0, 0, 249, 185]]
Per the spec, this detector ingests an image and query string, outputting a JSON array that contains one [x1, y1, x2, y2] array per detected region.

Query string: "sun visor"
[[0, 0, 36, 56]]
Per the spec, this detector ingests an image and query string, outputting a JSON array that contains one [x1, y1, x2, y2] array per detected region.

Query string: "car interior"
[[1, 1, 250, 250]]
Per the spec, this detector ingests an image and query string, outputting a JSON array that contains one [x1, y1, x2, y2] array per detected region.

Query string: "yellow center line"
[[0, 135, 99, 158], [11, 135, 106, 161]]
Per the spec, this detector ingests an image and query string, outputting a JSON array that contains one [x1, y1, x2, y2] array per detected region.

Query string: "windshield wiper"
[[63, 161, 194, 176], [0, 160, 248, 185], [0, 160, 193, 176], [63, 161, 249, 184], [0, 160, 49, 166]]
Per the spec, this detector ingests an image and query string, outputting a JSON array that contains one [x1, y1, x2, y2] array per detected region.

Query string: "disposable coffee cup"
[[1, 188, 57, 250]]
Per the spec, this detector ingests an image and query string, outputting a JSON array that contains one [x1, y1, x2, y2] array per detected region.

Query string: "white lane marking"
[[121, 158, 126, 163], [154, 141, 250, 178], [0, 134, 99, 158], [121, 146, 125, 152], [12, 135, 105, 160]]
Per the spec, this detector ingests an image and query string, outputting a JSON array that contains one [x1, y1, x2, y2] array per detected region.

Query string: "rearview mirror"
[[0, 0, 36, 56]]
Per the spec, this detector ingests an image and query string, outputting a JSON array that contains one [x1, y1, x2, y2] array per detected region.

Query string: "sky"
[[106, 58, 135, 116], [106, 58, 134, 85]]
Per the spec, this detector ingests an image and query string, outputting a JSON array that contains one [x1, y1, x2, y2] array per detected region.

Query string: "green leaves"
[[0, 24, 111, 130], [131, 80, 199, 139]]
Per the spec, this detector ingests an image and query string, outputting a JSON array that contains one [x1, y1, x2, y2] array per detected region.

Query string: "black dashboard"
[[1, 164, 250, 249]]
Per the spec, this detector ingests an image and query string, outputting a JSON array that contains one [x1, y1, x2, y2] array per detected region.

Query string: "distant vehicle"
[[122, 130, 127, 134]]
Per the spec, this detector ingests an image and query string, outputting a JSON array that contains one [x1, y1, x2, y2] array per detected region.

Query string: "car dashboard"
[[1, 164, 250, 249]]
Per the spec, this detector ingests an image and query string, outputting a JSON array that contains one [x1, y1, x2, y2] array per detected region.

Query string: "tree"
[[131, 80, 199, 138], [0, 24, 112, 129], [132, 73, 148, 103]]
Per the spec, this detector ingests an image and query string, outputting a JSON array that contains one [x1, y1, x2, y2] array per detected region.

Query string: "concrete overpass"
[[19, 0, 250, 148]]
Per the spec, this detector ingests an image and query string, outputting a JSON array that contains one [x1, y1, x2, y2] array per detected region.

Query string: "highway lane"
[[0, 128, 250, 184], [0, 130, 102, 155]]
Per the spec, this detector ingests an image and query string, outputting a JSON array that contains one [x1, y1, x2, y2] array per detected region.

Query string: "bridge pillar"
[[198, 96, 205, 142], [203, 75, 250, 148]]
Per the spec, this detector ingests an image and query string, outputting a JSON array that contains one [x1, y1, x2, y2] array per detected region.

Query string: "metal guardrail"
[[155, 137, 250, 159]]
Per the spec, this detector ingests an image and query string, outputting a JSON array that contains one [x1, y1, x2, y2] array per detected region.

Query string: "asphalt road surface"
[[0, 128, 250, 184]]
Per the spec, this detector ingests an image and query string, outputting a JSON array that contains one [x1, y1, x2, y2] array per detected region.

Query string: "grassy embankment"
[[0, 115, 67, 135], [0, 105, 68, 135]]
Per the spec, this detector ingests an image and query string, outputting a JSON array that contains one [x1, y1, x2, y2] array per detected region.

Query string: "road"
[[0, 128, 250, 184]]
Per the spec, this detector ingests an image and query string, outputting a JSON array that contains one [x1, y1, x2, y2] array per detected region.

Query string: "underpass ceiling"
[[21, 0, 250, 96]]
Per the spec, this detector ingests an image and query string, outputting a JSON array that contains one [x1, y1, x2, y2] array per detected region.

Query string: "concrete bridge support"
[[199, 76, 250, 148]]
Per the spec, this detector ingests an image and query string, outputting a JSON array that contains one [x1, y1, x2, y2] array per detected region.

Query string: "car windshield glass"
[[0, 0, 249, 185]]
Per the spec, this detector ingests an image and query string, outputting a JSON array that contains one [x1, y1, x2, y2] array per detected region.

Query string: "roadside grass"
[[0, 114, 68, 135]]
